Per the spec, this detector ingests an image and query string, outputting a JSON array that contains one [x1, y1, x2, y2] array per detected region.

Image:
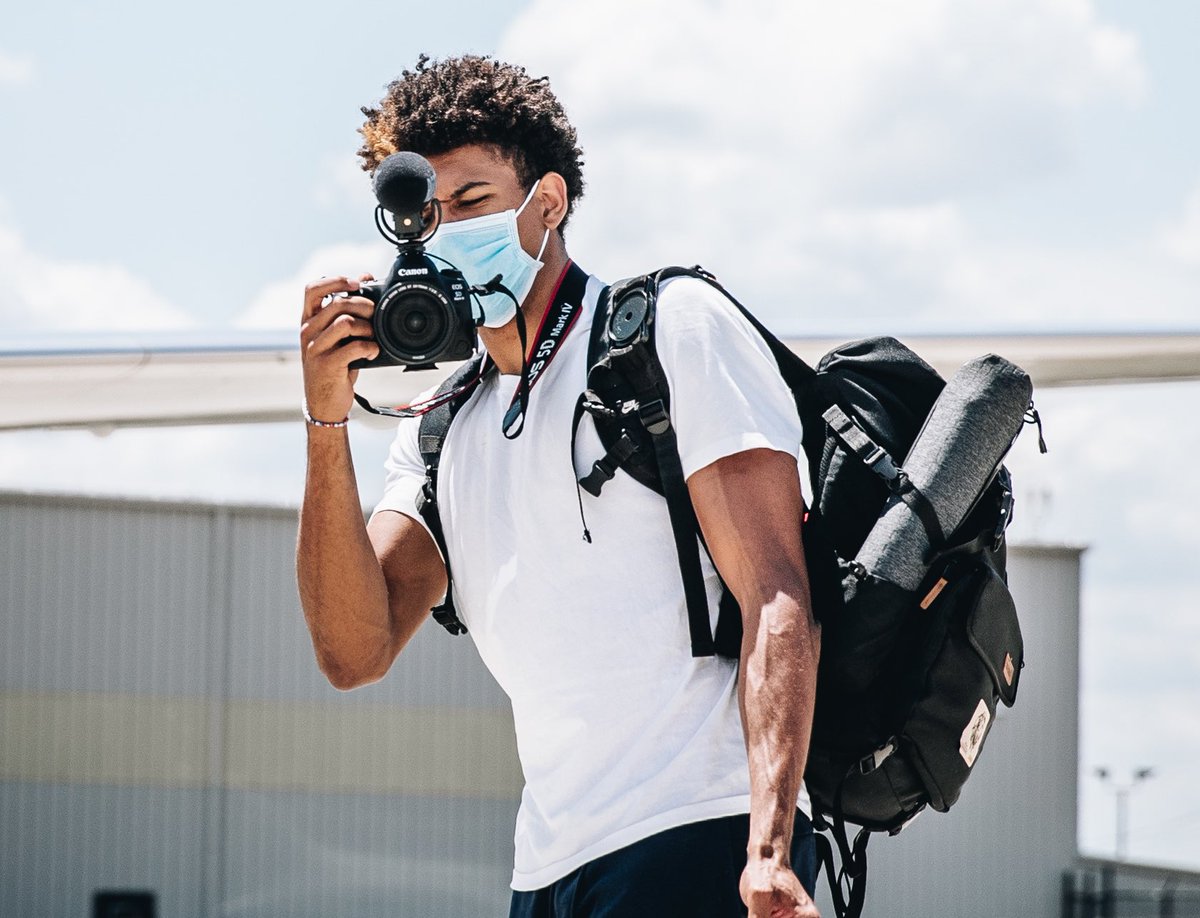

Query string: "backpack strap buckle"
[[638, 399, 671, 436], [418, 477, 436, 507], [579, 389, 618, 420], [863, 445, 899, 482], [431, 602, 468, 635], [824, 403, 945, 545], [858, 739, 897, 775], [824, 404, 901, 483], [579, 432, 640, 497]]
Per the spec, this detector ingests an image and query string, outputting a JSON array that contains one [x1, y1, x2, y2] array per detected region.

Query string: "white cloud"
[[235, 240, 396, 329], [1006, 382, 1200, 558], [0, 223, 194, 333], [498, 0, 1155, 332], [0, 51, 34, 87], [1003, 384, 1200, 866], [1127, 494, 1200, 557], [314, 155, 377, 211], [1078, 685, 1200, 864], [1160, 182, 1200, 266], [929, 240, 1200, 331], [502, 0, 1144, 197], [1078, 579, 1200, 865], [1003, 383, 1200, 868]]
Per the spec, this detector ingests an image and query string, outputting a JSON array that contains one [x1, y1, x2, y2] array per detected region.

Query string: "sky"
[[2, 0, 1199, 869]]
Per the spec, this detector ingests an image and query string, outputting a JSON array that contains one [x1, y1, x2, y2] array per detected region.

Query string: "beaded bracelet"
[[302, 401, 349, 429]]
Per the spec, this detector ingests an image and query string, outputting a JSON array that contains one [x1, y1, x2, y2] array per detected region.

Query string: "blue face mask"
[[425, 181, 550, 328]]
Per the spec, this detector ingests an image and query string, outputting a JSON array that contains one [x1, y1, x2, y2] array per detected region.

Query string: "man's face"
[[425, 143, 546, 259]]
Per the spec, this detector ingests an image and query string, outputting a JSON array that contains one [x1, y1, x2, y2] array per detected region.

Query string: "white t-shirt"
[[373, 272, 809, 891]]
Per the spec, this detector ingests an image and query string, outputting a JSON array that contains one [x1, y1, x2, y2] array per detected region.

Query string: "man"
[[297, 55, 821, 918]]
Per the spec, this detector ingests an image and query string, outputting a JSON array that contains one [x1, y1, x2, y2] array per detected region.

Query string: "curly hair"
[[359, 55, 586, 229]]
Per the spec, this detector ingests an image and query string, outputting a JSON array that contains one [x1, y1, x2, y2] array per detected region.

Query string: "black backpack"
[[416, 265, 1046, 918]]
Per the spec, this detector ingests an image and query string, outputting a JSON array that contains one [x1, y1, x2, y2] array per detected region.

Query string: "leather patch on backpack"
[[959, 699, 991, 767], [920, 577, 949, 610]]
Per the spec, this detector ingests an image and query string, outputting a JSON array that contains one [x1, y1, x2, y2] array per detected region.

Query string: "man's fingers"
[[302, 276, 365, 321], [742, 863, 819, 918], [307, 334, 380, 373], [335, 337, 381, 365], [300, 295, 376, 347], [307, 314, 376, 358], [747, 892, 817, 918]]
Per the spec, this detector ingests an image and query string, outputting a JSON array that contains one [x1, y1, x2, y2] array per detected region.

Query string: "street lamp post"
[[1095, 766, 1155, 861]]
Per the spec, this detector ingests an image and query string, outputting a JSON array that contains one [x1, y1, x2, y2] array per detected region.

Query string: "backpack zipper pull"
[[1025, 403, 1048, 454], [573, 475, 593, 544]]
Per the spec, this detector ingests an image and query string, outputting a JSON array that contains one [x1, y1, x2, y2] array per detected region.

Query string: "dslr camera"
[[350, 152, 476, 370]]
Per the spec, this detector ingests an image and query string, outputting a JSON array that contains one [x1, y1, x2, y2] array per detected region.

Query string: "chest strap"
[[417, 355, 488, 634]]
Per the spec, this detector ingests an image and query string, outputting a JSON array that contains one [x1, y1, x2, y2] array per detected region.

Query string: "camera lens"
[[389, 295, 445, 350], [375, 283, 452, 362]]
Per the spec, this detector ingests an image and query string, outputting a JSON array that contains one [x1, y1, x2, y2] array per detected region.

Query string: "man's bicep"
[[367, 510, 449, 649], [687, 448, 810, 611]]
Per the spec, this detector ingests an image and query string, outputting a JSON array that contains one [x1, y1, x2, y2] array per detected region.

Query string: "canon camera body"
[[349, 152, 477, 370], [351, 250, 474, 370]]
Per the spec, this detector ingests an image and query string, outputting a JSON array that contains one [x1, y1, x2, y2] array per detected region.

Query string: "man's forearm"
[[739, 587, 820, 859], [297, 426, 392, 689]]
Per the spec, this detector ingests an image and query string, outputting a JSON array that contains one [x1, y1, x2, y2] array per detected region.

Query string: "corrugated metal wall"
[[1, 492, 520, 917], [1, 493, 1081, 917]]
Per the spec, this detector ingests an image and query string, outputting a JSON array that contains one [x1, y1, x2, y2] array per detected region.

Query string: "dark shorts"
[[509, 809, 817, 918]]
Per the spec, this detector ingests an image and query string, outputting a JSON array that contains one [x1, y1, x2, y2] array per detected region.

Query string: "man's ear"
[[538, 172, 570, 230]]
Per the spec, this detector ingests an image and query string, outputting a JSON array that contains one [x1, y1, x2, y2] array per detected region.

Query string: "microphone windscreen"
[[372, 152, 436, 214]]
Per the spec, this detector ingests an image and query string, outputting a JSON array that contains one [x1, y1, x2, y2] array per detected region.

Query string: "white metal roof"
[[2, 330, 1198, 431]]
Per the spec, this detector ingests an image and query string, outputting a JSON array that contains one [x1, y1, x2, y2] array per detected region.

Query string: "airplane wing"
[[2, 330, 1199, 432]]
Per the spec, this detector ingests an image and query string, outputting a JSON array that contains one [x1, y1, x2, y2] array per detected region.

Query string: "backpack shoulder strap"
[[582, 265, 806, 658], [660, 265, 818, 387], [653, 269, 843, 631], [417, 353, 487, 635], [581, 273, 716, 656]]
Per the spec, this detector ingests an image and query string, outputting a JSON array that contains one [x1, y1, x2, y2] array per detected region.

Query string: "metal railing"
[[1063, 861, 1200, 918]]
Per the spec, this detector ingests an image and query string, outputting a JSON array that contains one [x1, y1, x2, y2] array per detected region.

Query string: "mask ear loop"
[[519, 179, 551, 264], [515, 180, 541, 217]]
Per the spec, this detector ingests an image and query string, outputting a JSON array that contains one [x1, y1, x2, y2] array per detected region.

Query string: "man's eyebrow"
[[447, 181, 492, 199]]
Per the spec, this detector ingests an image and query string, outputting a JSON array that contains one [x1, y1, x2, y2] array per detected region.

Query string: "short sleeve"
[[370, 411, 434, 539], [653, 276, 804, 480]]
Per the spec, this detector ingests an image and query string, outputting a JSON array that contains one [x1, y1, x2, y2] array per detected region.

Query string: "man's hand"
[[295, 273, 448, 691], [300, 274, 378, 424], [741, 855, 820, 918]]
